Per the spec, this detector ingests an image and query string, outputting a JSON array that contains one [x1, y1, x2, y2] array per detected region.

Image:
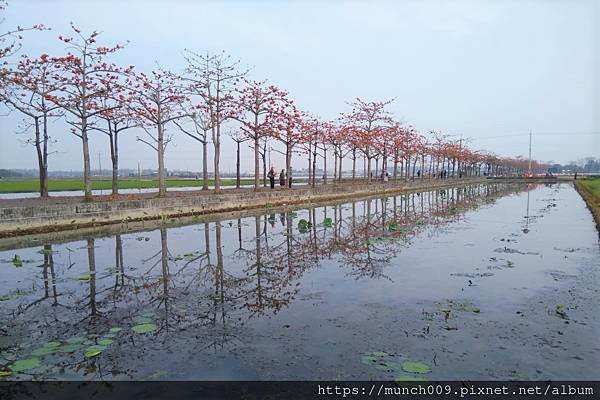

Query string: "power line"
[[471, 132, 600, 140]]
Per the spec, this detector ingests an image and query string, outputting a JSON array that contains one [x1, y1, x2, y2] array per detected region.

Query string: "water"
[[0, 183, 598, 380]]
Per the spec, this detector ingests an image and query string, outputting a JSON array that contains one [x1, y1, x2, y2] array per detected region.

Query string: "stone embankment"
[[0, 178, 488, 238]]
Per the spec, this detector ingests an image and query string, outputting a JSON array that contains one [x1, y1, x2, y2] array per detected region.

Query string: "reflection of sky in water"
[[0, 183, 598, 381]]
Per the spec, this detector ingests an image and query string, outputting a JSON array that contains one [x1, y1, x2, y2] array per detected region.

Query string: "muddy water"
[[0, 183, 598, 381]]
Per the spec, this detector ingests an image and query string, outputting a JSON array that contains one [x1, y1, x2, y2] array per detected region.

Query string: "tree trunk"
[[213, 133, 221, 192], [214, 123, 221, 192], [286, 142, 293, 188], [393, 149, 399, 181], [82, 125, 92, 201], [333, 148, 338, 181], [262, 141, 267, 187], [236, 140, 241, 188], [254, 121, 260, 190], [352, 147, 356, 182], [323, 144, 327, 184], [312, 143, 317, 188], [338, 152, 342, 182], [202, 140, 208, 190], [367, 152, 372, 183], [157, 123, 167, 197], [33, 117, 48, 198]]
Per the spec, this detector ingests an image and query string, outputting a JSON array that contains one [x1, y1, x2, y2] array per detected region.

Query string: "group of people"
[[267, 167, 291, 189]]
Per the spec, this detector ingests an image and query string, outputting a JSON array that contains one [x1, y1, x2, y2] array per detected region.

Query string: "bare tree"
[[182, 50, 248, 192]]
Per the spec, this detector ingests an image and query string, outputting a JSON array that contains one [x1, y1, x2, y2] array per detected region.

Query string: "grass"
[[575, 177, 600, 231], [0, 178, 257, 193]]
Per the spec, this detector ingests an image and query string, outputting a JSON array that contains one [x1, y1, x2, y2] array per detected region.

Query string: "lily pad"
[[59, 343, 82, 353], [78, 274, 92, 281], [133, 316, 153, 325], [109, 327, 123, 333], [98, 339, 113, 346], [401, 361, 431, 374], [31, 346, 59, 357], [0, 371, 10, 377], [66, 336, 87, 344], [10, 358, 41, 372], [0, 295, 9, 301], [374, 361, 403, 372], [462, 305, 480, 313], [45, 341, 61, 348], [84, 345, 106, 358], [132, 323, 158, 334]]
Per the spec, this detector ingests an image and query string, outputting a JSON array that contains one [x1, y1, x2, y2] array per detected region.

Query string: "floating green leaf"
[[12, 255, 23, 267], [10, 358, 41, 372], [78, 274, 91, 281], [133, 316, 153, 325], [45, 341, 61, 348], [298, 219, 309, 233], [132, 323, 158, 334], [462, 305, 480, 313], [66, 336, 87, 344], [98, 339, 113, 346], [374, 361, 403, 372], [84, 345, 106, 358], [59, 343, 82, 353], [401, 361, 431, 374], [0, 371, 10, 377], [109, 327, 123, 333], [0, 295, 9, 301], [37, 248, 54, 256], [31, 346, 59, 357]]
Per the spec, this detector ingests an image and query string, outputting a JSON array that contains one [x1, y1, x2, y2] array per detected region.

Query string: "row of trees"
[[0, 9, 548, 200]]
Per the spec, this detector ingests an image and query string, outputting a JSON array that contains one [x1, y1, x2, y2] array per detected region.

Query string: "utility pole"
[[528, 129, 532, 176], [98, 152, 102, 177]]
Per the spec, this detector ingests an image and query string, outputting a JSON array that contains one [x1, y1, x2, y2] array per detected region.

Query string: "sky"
[[0, 0, 598, 173]]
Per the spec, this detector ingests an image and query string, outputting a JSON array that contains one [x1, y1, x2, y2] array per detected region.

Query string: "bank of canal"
[[0, 182, 598, 380]]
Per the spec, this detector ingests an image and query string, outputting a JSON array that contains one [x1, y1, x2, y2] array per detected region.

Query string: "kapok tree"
[[0, 1, 46, 64], [1, 54, 61, 197], [232, 80, 285, 190], [173, 102, 212, 190], [127, 69, 187, 197], [92, 68, 137, 196], [267, 96, 304, 188], [183, 50, 247, 192], [341, 98, 394, 183], [45, 25, 125, 200]]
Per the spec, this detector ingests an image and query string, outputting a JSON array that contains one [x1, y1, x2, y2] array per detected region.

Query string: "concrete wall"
[[0, 178, 485, 237]]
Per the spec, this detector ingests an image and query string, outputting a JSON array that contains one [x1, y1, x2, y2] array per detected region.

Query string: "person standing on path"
[[268, 167, 276, 189], [279, 169, 286, 187]]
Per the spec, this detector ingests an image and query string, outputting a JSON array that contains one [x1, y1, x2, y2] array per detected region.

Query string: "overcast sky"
[[0, 0, 598, 173]]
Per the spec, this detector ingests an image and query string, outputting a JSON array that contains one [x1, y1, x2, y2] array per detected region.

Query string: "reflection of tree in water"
[[331, 184, 522, 279], [19, 244, 60, 313], [235, 215, 314, 317]]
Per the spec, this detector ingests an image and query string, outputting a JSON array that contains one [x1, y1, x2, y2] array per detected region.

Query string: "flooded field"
[[0, 183, 598, 381]]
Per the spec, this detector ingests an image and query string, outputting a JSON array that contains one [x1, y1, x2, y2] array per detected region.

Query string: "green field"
[[0, 178, 257, 193], [575, 177, 600, 230], [577, 177, 600, 197]]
